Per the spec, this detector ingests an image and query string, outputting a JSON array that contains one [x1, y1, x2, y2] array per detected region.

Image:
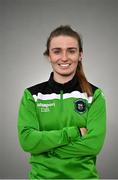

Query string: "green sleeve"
[[54, 89, 106, 158], [17, 89, 80, 154]]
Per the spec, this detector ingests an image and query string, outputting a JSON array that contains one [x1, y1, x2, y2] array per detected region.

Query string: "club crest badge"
[[74, 99, 87, 114]]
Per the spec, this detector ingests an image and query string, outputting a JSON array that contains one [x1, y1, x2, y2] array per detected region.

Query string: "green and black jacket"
[[18, 72, 106, 179]]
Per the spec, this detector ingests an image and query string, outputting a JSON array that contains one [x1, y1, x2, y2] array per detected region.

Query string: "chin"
[[57, 70, 75, 77]]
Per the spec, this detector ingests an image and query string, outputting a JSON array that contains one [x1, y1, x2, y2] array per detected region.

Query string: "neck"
[[53, 72, 76, 84]]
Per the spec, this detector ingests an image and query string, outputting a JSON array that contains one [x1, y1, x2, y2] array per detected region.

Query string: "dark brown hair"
[[44, 25, 92, 96]]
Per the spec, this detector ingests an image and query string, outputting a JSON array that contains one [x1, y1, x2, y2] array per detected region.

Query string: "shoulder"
[[89, 83, 105, 97], [27, 81, 50, 95], [89, 83, 105, 102], [89, 83, 98, 95]]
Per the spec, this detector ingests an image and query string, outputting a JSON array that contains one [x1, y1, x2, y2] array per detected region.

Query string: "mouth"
[[59, 63, 71, 68]]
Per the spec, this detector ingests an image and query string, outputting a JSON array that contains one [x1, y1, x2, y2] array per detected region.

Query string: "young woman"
[[18, 25, 106, 179]]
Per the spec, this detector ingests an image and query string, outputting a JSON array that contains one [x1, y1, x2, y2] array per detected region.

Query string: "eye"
[[53, 50, 61, 54], [68, 49, 76, 54]]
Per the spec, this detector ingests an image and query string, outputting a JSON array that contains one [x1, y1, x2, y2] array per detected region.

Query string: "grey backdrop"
[[1, 0, 118, 179]]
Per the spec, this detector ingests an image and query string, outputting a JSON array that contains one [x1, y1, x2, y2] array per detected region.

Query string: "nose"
[[61, 51, 68, 61]]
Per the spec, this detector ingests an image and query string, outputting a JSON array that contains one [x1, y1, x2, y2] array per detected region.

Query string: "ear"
[[79, 52, 83, 62]]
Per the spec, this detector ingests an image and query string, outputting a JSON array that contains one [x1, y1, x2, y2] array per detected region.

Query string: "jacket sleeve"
[[54, 89, 106, 158], [17, 89, 80, 155]]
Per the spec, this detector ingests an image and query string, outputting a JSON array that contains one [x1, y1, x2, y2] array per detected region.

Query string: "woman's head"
[[44, 25, 83, 83]]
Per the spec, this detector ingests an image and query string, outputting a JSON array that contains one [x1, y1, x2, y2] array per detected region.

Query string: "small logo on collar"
[[74, 99, 87, 114]]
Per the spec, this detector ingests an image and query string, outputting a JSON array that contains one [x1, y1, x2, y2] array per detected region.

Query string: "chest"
[[35, 96, 90, 131]]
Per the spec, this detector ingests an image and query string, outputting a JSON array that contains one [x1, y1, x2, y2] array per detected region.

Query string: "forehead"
[[50, 35, 78, 49]]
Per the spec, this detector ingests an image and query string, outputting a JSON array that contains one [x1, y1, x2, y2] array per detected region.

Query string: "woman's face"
[[48, 35, 82, 81]]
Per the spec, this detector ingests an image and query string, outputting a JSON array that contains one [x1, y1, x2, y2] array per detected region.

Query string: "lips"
[[59, 63, 70, 67]]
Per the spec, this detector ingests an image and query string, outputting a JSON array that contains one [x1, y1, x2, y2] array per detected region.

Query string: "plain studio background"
[[0, 0, 118, 179]]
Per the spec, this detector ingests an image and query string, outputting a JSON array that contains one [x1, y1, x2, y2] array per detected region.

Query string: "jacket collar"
[[48, 72, 81, 93]]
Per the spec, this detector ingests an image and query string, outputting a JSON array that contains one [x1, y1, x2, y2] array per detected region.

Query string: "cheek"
[[71, 53, 79, 59], [71, 57, 79, 69], [49, 55, 59, 63], [72, 61, 79, 69], [72, 56, 79, 64]]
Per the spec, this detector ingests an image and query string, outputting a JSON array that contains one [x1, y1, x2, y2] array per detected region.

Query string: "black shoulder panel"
[[27, 81, 53, 95], [90, 83, 98, 94]]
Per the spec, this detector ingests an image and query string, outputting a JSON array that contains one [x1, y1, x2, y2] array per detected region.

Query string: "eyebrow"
[[50, 47, 78, 51]]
